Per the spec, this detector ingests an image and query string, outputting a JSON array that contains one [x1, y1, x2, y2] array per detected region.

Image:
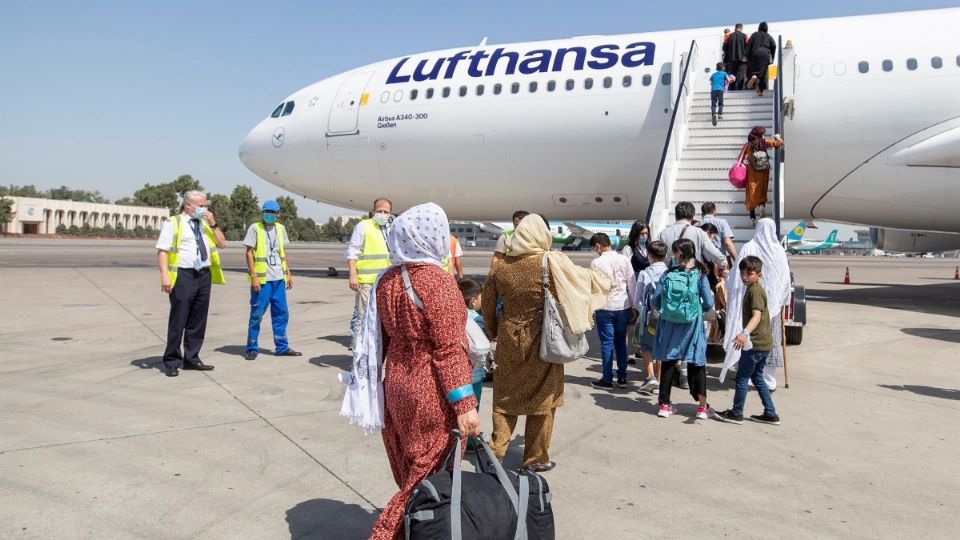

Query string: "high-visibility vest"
[[166, 214, 225, 288], [442, 235, 459, 273], [356, 219, 390, 284], [247, 222, 288, 284], [503, 230, 515, 255]]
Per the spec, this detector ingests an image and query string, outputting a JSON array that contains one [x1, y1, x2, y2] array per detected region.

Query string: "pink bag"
[[728, 145, 748, 188]]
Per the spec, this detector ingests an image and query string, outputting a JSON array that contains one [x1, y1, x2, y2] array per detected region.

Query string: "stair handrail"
[[772, 35, 785, 238], [645, 39, 699, 230]]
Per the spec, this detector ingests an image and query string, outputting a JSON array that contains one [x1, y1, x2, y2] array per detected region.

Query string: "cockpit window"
[[281, 101, 295, 117], [270, 104, 284, 118]]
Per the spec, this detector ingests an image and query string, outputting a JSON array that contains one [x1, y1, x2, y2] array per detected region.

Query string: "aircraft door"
[[327, 71, 373, 136]]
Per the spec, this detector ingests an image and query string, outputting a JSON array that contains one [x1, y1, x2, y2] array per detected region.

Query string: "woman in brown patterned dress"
[[366, 203, 480, 540], [482, 215, 609, 472], [743, 126, 785, 226]]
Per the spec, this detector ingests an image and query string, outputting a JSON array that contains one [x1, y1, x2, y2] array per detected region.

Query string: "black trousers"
[[658, 360, 707, 406], [163, 267, 211, 370], [710, 90, 724, 117], [729, 61, 749, 91]]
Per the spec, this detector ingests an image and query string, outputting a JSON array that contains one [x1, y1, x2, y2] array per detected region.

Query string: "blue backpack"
[[659, 269, 701, 323]]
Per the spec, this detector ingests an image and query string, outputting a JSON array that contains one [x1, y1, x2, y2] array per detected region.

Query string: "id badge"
[[269, 254, 278, 266]]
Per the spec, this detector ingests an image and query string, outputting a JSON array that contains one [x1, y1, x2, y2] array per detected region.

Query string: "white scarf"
[[720, 218, 792, 382], [340, 203, 450, 433]]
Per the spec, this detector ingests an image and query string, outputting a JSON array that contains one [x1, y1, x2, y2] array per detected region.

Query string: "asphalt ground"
[[1, 239, 958, 539]]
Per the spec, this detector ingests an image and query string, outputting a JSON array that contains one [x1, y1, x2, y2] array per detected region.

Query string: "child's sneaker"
[[638, 377, 659, 394], [657, 404, 675, 418], [749, 413, 781, 425], [616, 377, 628, 388], [695, 406, 710, 420], [712, 115, 717, 126], [714, 409, 743, 424]]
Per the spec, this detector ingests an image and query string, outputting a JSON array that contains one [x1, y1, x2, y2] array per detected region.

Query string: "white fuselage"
[[239, 8, 960, 234]]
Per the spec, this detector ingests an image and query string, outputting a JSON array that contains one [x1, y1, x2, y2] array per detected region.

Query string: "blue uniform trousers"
[[246, 279, 290, 353]]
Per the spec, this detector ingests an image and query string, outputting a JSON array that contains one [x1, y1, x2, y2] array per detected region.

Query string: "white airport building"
[[1, 196, 170, 235]]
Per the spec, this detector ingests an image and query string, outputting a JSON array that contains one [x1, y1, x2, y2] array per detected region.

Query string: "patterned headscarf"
[[387, 202, 450, 267]]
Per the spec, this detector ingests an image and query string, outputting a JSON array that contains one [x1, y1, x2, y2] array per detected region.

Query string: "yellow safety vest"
[[356, 219, 390, 284], [247, 222, 288, 284], [166, 214, 225, 288], [442, 235, 458, 272]]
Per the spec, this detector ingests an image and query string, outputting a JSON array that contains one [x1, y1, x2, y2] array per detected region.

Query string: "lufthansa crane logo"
[[272, 127, 285, 148]]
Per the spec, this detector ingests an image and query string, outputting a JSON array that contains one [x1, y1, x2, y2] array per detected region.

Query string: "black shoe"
[[750, 413, 781, 425], [243, 351, 258, 361], [166, 368, 179, 377], [182, 361, 214, 371], [616, 377, 628, 388], [712, 116, 717, 126], [718, 114, 723, 120], [714, 409, 743, 424], [627, 358, 637, 365], [591, 378, 614, 390], [276, 349, 303, 357], [524, 461, 556, 473]]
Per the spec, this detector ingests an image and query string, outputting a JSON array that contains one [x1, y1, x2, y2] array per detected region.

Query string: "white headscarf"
[[720, 218, 792, 382], [340, 203, 450, 433]]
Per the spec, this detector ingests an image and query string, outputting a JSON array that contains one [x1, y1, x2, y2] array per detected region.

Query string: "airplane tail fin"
[[825, 230, 838, 244], [786, 221, 808, 242]]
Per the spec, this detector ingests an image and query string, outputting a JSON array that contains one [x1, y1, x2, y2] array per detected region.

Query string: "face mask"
[[191, 206, 206, 220], [372, 212, 390, 226], [670, 256, 678, 266], [263, 213, 277, 224], [638, 235, 648, 245]]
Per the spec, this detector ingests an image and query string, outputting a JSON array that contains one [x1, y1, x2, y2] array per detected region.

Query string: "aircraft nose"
[[239, 120, 282, 180]]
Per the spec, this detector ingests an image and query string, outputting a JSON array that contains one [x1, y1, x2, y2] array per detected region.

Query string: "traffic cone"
[[954, 266, 959, 280], [843, 267, 851, 285]]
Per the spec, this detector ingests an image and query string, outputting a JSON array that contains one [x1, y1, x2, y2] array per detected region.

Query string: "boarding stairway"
[[647, 36, 794, 251]]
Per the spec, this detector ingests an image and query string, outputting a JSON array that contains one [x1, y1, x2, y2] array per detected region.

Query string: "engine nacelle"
[[870, 227, 960, 253]]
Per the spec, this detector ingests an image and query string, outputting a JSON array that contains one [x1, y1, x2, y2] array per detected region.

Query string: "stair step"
[[683, 149, 746, 159], [688, 113, 771, 122], [692, 94, 774, 103], [673, 179, 750, 190], [688, 121, 775, 130]]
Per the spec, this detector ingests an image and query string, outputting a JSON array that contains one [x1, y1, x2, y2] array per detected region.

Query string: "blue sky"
[[1, 0, 953, 232]]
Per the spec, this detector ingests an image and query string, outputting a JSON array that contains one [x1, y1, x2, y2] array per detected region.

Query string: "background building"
[[1, 197, 170, 235]]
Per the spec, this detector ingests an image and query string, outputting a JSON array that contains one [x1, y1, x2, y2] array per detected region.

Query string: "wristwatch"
[[210, 223, 219, 229]]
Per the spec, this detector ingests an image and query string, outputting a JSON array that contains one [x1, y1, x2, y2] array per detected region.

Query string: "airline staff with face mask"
[[155, 190, 227, 377], [346, 198, 393, 349], [242, 200, 302, 361]]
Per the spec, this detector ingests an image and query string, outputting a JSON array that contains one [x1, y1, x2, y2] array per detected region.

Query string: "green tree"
[[47, 185, 108, 203], [170, 175, 203, 199], [295, 217, 322, 242], [0, 197, 13, 225], [132, 174, 205, 213], [206, 193, 234, 234], [276, 195, 299, 239], [114, 197, 136, 206], [229, 185, 260, 234], [3, 184, 44, 198]]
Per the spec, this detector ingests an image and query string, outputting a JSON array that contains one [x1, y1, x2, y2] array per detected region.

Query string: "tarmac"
[[1, 238, 958, 539]]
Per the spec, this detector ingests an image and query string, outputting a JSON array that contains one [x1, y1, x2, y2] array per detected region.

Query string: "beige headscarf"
[[507, 214, 611, 333]]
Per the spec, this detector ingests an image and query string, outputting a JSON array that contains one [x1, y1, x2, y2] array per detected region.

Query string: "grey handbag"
[[539, 254, 588, 363]]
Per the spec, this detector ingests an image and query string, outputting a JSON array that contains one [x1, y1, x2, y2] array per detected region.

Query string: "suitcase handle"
[[447, 430, 523, 539]]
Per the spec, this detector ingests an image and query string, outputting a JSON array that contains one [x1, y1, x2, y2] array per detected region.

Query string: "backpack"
[[750, 148, 770, 171], [635, 266, 660, 328], [659, 269, 702, 324], [405, 431, 555, 540], [401, 265, 489, 365]]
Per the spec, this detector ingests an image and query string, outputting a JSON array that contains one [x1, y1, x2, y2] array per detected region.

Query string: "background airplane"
[[788, 229, 842, 254]]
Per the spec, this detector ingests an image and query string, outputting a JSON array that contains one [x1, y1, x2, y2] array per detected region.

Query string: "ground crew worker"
[[155, 190, 226, 377], [242, 200, 302, 361], [490, 210, 529, 266], [444, 233, 464, 281], [346, 198, 392, 349]]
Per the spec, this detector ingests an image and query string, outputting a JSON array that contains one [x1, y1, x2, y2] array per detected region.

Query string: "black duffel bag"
[[404, 430, 555, 539]]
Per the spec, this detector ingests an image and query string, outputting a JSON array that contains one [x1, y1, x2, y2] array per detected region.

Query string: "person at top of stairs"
[[742, 127, 784, 226]]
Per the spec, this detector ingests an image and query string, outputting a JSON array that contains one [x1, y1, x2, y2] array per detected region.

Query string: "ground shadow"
[[130, 356, 164, 372], [285, 498, 378, 540], [502, 435, 527, 471], [900, 327, 960, 344], [805, 282, 960, 318], [318, 334, 352, 348], [214, 345, 253, 357], [878, 384, 960, 401], [309, 355, 353, 371]]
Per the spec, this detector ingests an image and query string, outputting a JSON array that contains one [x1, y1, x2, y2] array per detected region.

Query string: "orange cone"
[[843, 267, 851, 285], [954, 266, 959, 280]]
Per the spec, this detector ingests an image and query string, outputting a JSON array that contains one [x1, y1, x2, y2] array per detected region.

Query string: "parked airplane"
[[788, 229, 842, 253], [239, 8, 960, 251]]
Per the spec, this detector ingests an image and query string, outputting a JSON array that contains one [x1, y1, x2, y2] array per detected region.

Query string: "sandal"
[[523, 461, 557, 473]]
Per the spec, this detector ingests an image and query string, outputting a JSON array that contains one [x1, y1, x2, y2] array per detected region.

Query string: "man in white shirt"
[[659, 201, 729, 276], [588, 233, 637, 390], [345, 198, 392, 349], [155, 190, 226, 377], [701, 202, 737, 262], [490, 210, 529, 266]]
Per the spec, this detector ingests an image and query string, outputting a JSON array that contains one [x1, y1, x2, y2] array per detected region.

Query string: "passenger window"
[[270, 104, 284, 118], [459, 85, 467, 97], [584, 78, 593, 89], [511, 82, 520, 94], [393, 90, 402, 102], [380, 91, 390, 103], [661, 73, 671, 85], [906, 58, 917, 70], [857, 61, 869, 74], [426, 88, 434, 99], [603, 77, 612, 88], [642, 74, 652, 86], [882, 59, 893, 72], [623, 75, 632, 87], [410, 89, 418, 100], [565, 79, 574, 90], [282, 101, 295, 116], [931, 56, 943, 69], [955, 54, 959, 67], [547, 80, 556, 91], [442, 87, 451, 98], [529, 81, 538, 92], [493, 83, 502, 95], [476, 84, 484, 96], [833, 62, 846, 76]]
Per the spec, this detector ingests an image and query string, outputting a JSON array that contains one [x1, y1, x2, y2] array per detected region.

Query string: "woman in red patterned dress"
[[367, 203, 480, 540]]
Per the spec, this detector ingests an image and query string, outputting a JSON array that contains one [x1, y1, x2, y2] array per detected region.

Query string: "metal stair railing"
[[772, 35, 786, 239], [645, 39, 699, 235]]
